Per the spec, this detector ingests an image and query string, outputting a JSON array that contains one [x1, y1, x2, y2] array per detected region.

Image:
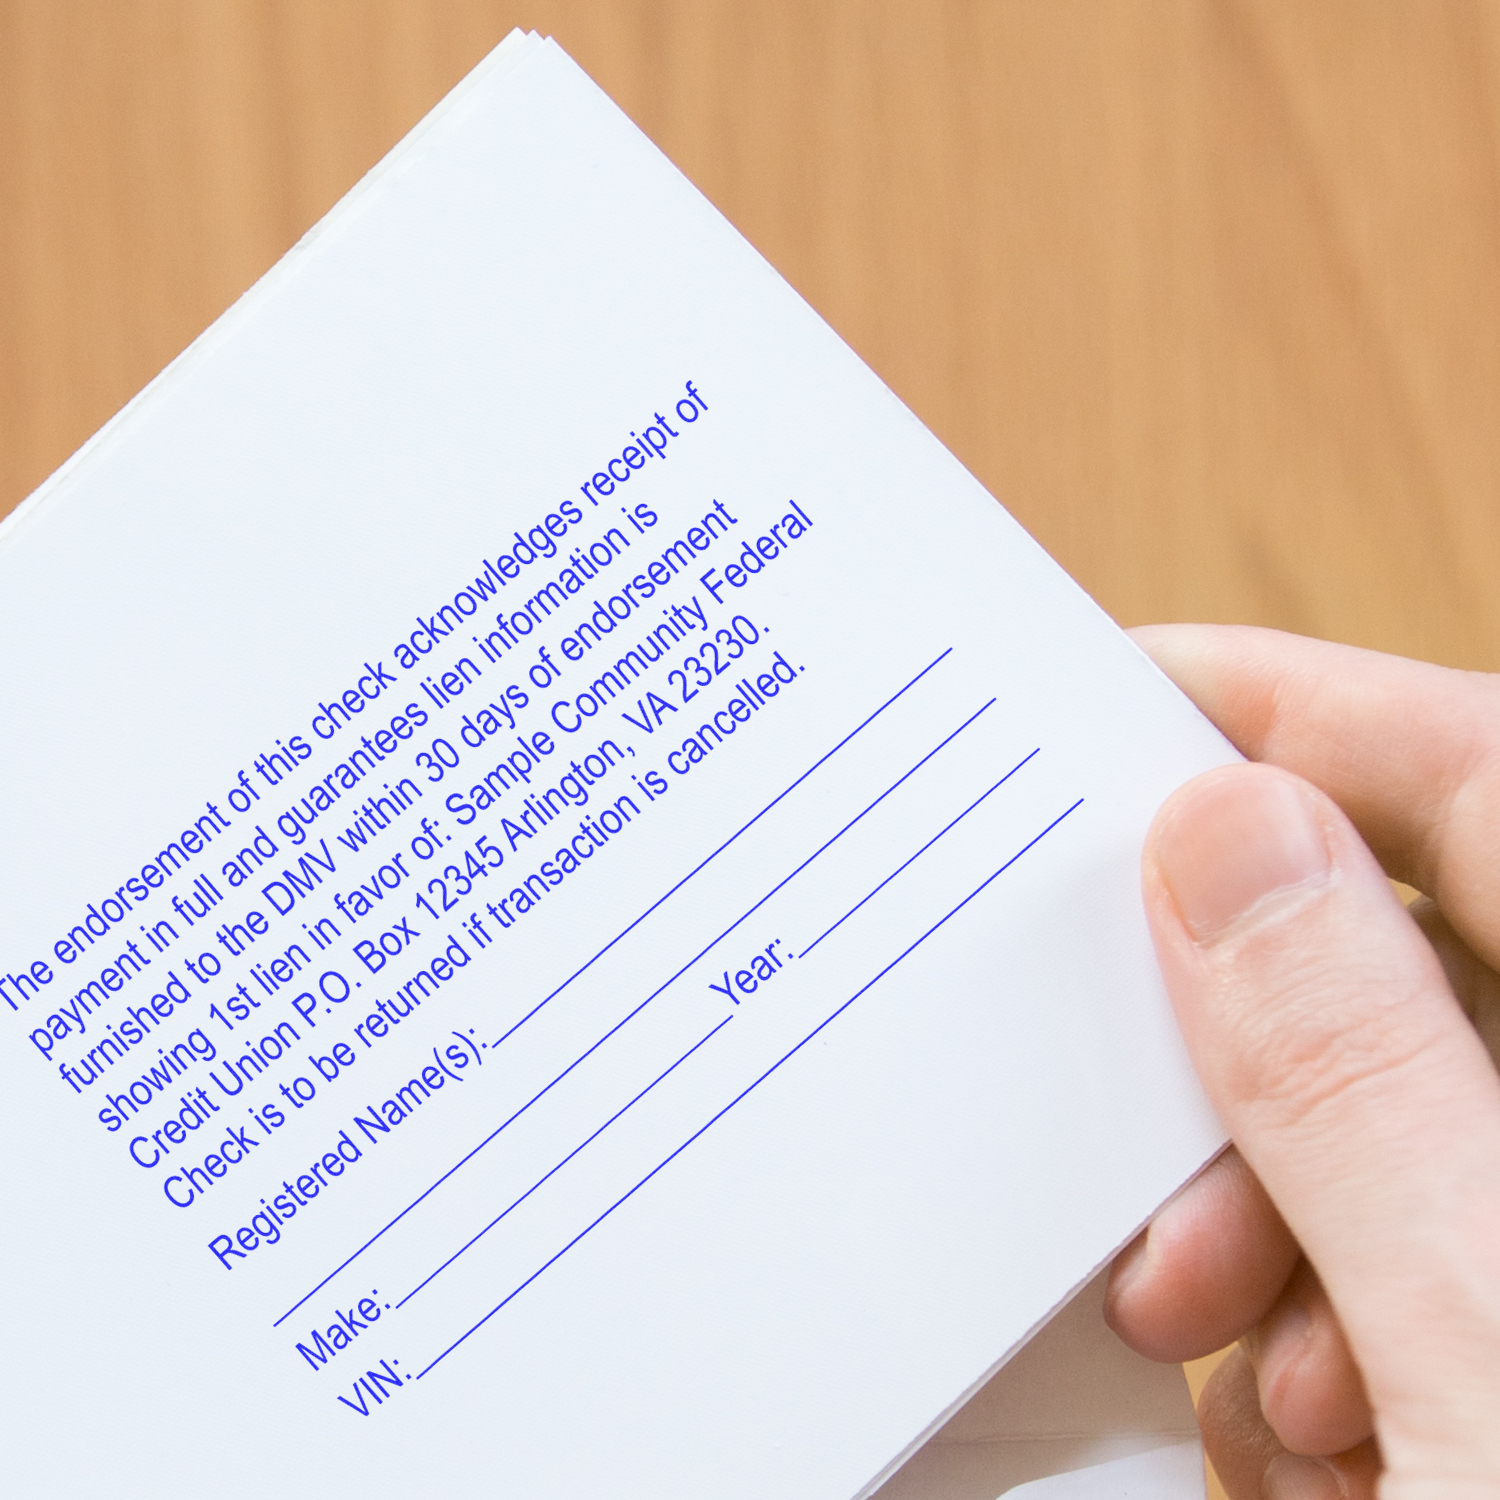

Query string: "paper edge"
[[852, 1141, 1229, 1499], [1004, 1435, 1206, 1498], [0, 26, 543, 558]]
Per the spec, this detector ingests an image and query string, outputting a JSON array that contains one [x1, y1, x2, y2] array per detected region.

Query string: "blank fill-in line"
[[797, 747, 1041, 958], [490, 647, 955, 1049], [416, 797, 1084, 1380], [629, 697, 998, 1011], [396, 1015, 735, 1309], [273, 648, 953, 1329], [273, 976, 685, 1328]]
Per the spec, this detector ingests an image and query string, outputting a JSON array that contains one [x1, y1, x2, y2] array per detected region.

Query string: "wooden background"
[[4, 3, 1499, 1493], [5, 2, 1500, 667]]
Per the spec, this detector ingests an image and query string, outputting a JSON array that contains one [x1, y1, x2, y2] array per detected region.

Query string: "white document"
[[0, 31, 1228, 1498]]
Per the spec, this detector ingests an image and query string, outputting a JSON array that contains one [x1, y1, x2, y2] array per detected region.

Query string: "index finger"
[[1131, 623, 1500, 970]]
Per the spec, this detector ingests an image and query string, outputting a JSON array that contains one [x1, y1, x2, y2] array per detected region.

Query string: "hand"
[[1104, 625, 1500, 1500]]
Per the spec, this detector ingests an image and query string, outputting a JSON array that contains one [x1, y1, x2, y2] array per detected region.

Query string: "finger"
[[1199, 1346, 1380, 1500], [1244, 1259, 1372, 1457], [1409, 898, 1500, 1069], [1106, 1147, 1299, 1361], [1130, 623, 1500, 969], [1145, 762, 1500, 1482]]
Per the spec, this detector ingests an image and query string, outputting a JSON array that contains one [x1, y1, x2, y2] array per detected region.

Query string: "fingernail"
[[1263, 1453, 1344, 1500], [1155, 771, 1332, 942]]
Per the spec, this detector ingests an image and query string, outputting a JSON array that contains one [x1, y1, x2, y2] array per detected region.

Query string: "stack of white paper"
[[0, 31, 1230, 1497]]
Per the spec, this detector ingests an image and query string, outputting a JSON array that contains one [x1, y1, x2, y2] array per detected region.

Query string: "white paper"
[[0, 32, 1227, 1498], [878, 1269, 1204, 1498]]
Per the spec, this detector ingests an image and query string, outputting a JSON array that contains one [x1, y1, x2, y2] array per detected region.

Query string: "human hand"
[[1104, 625, 1500, 1500]]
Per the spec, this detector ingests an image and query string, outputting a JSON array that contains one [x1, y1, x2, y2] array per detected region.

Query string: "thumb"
[[1145, 763, 1500, 1497]]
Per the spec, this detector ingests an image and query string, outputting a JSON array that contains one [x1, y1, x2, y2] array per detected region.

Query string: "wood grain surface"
[[4, 4, 1499, 1495], [5, 2, 1500, 666]]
